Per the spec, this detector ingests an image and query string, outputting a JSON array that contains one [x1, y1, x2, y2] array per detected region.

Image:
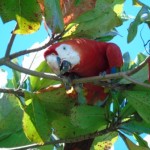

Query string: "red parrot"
[[44, 38, 123, 150], [44, 38, 123, 104]]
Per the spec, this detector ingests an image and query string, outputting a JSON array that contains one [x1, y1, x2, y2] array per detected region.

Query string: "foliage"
[[0, 0, 150, 150]]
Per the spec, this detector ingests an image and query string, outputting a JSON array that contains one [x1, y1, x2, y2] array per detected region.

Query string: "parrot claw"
[[61, 76, 72, 90], [99, 71, 107, 77], [61, 74, 81, 90]]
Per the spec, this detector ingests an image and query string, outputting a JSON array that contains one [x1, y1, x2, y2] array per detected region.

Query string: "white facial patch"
[[46, 54, 60, 75], [55, 44, 80, 68]]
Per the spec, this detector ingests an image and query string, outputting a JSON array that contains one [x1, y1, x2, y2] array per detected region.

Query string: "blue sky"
[[0, 0, 150, 150]]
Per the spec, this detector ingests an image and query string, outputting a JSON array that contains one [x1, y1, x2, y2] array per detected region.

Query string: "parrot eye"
[[63, 46, 66, 50]]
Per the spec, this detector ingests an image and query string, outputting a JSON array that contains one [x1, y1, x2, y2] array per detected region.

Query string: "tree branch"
[[0, 88, 24, 97], [0, 56, 149, 91], [136, 0, 150, 9], [4, 61, 62, 81], [5, 24, 18, 57], [6, 126, 116, 150], [122, 74, 150, 88], [126, 56, 150, 76], [8, 31, 64, 60], [72, 56, 150, 85]]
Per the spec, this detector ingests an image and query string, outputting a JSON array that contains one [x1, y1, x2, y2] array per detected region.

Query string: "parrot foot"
[[61, 74, 80, 90], [99, 71, 107, 77], [61, 76, 72, 90]]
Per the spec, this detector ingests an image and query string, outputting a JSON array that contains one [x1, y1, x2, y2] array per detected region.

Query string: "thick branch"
[[1, 56, 150, 90], [72, 56, 150, 85], [5, 61, 62, 81]]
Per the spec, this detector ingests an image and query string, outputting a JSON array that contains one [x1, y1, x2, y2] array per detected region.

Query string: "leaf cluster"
[[0, 0, 150, 150]]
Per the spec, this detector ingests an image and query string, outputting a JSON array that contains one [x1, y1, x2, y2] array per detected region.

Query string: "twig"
[[136, 0, 150, 9], [18, 52, 38, 89], [122, 74, 150, 88], [140, 25, 150, 55], [5, 24, 18, 57], [8, 30, 64, 60], [0, 88, 24, 97], [5, 61, 62, 81], [125, 56, 150, 75]]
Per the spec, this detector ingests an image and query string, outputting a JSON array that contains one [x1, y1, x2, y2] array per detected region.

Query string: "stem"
[[72, 56, 150, 85], [0, 88, 24, 97], [136, 0, 150, 9], [8, 31, 63, 60], [122, 74, 150, 88], [5, 24, 18, 57]]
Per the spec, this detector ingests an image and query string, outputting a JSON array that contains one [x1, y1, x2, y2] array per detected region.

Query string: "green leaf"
[[120, 64, 148, 84], [0, 0, 41, 34], [132, 0, 142, 6], [0, 129, 31, 147], [44, 0, 64, 33], [111, 91, 121, 115], [120, 132, 149, 150], [95, 29, 120, 42], [112, 0, 125, 17], [121, 120, 150, 134], [52, 116, 97, 139], [39, 145, 54, 150], [30, 61, 60, 91], [120, 102, 136, 119], [95, 0, 125, 17], [71, 105, 107, 129], [121, 53, 148, 83], [64, 0, 122, 40], [0, 94, 23, 140], [134, 133, 149, 148], [74, 0, 83, 6], [23, 96, 50, 144], [91, 132, 118, 150], [36, 84, 75, 114], [12, 59, 21, 88], [136, 53, 147, 65], [124, 90, 150, 124], [120, 53, 147, 83], [127, 6, 148, 43], [122, 52, 131, 71]]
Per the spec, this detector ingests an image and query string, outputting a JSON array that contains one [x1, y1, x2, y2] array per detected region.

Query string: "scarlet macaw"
[[44, 38, 123, 150], [44, 38, 123, 104]]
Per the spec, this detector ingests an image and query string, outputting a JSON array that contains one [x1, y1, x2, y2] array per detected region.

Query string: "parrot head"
[[44, 42, 80, 75]]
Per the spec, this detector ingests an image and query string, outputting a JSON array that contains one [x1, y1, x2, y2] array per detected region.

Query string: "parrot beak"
[[59, 60, 72, 75], [56, 56, 72, 75], [45, 53, 72, 75]]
